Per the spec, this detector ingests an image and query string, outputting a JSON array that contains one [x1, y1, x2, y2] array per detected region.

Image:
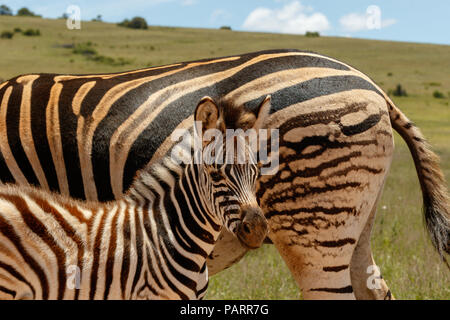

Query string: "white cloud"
[[339, 9, 396, 32], [242, 1, 330, 34], [339, 13, 367, 32], [381, 18, 396, 28]]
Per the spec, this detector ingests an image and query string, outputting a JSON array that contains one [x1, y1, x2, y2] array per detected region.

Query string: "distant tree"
[[128, 17, 148, 29], [305, 31, 320, 37], [117, 19, 129, 27], [59, 13, 69, 19], [118, 16, 148, 29], [92, 14, 102, 22], [392, 84, 407, 97], [17, 7, 41, 17], [220, 26, 232, 30], [0, 4, 13, 15]]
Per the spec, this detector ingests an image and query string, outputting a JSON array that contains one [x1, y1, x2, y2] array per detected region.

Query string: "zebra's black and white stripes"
[[0, 50, 379, 202], [0, 49, 448, 299], [0, 96, 269, 300]]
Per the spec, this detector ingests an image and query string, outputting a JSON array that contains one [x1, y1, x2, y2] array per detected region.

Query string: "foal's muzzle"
[[236, 205, 268, 249]]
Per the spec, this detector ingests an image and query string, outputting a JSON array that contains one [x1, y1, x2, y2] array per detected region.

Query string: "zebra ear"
[[252, 95, 271, 131], [195, 96, 220, 137]]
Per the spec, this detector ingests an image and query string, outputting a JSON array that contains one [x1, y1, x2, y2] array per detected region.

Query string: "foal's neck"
[[125, 158, 221, 267]]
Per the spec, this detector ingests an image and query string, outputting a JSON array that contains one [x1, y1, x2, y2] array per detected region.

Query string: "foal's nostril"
[[243, 222, 251, 234], [237, 206, 268, 249]]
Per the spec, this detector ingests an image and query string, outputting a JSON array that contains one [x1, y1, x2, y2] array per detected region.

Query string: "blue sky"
[[3, 0, 450, 45]]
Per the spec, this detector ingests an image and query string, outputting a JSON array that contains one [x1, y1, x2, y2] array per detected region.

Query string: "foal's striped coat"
[[0, 97, 268, 300]]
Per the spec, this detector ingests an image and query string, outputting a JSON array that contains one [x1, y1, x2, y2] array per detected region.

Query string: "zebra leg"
[[350, 188, 394, 300], [266, 159, 393, 299], [269, 227, 358, 299], [268, 189, 389, 300]]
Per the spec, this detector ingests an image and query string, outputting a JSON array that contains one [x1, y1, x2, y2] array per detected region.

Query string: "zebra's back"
[[0, 49, 382, 202]]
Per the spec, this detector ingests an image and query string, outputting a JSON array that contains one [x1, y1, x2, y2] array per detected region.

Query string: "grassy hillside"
[[1, 16, 449, 299]]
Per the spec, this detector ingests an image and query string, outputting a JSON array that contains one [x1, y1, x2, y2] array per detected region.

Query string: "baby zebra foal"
[[0, 95, 271, 300]]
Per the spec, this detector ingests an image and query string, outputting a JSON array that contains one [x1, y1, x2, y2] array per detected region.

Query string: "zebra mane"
[[215, 98, 259, 131]]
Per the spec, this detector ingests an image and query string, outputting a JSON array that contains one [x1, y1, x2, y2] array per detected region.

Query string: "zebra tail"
[[387, 99, 450, 267]]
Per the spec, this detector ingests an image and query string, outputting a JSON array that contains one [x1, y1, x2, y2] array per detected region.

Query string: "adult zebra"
[[0, 49, 448, 299], [0, 95, 269, 300]]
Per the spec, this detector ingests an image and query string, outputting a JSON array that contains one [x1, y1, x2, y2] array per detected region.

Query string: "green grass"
[[1, 16, 449, 299]]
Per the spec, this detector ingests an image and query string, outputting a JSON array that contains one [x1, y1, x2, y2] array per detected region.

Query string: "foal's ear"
[[195, 96, 220, 136], [252, 95, 271, 131]]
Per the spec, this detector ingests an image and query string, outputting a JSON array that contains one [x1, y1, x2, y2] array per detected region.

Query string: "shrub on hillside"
[[118, 17, 148, 30], [305, 31, 320, 37], [22, 28, 41, 36], [73, 42, 97, 56], [1, 31, 14, 39], [17, 7, 41, 17], [91, 55, 132, 66], [13, 27, 22, 33], [69, 42, 132, 66], [433, 90, 445, 99]]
